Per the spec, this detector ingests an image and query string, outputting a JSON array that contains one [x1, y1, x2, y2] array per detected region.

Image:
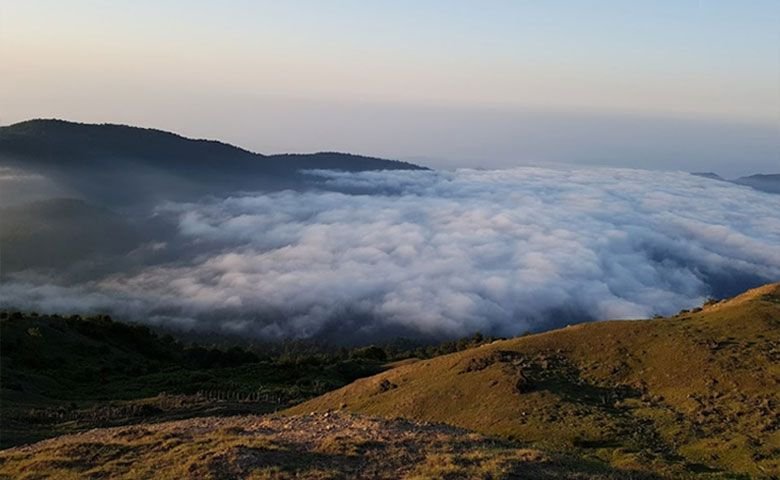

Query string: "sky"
[[1, 1, 779, 175]]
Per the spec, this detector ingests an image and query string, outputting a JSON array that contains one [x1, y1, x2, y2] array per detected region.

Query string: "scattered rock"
[[378, 379, 398, 393]]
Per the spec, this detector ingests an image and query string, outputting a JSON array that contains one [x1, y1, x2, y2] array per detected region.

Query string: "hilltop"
[[291, 283, 780, 477], [0, 119, 425, 173]]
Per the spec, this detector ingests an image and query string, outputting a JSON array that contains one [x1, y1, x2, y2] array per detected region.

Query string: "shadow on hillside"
[[194, 442, 364, 478], [508, 460, 666, 480]]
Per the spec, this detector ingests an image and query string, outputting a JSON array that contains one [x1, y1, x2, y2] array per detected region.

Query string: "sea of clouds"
[[2, 167, 779, 341]]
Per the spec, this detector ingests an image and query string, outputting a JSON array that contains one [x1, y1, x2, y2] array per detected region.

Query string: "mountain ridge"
[[0, 119, 426, 206], [691, 171, 780, 194], [0, 118, 425, 171]]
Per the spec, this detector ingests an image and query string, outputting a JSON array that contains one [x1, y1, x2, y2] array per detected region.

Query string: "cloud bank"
[[2, 167, 779, 341]]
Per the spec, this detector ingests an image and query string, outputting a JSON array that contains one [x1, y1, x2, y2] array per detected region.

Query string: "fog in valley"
[[2, 163, 778, 343]]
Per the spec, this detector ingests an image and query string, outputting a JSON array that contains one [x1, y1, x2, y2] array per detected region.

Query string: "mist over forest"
[[1, 120, 779, 343]]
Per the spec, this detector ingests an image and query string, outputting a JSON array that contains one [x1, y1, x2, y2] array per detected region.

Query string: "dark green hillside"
[[0, 198, 143, 273], [0, 119, 424, 173], [0, 312, 385, 447], [0, 119, 258, 171]]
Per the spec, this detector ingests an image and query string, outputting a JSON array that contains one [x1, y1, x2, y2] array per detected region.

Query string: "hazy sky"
[[1, 1, 778, 175]]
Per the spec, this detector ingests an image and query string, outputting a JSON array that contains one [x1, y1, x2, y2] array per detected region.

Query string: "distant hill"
[[291, 283, 780, 478], [690, 172, 725, 181], [0, 119, 425, 205], [692, 171, 780, 194], [733, 174, 780, 194]]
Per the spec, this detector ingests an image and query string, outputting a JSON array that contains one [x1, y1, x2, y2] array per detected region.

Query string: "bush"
[[350, 345, 388, 361]]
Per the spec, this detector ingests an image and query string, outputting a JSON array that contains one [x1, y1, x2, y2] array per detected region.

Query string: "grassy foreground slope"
[[291, 283, 780, 477], [0, 412, 660, 480]]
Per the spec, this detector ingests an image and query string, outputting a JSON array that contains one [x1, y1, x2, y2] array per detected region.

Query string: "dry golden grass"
[[0, 412, 653, 479], [290, 283, 780, 478]]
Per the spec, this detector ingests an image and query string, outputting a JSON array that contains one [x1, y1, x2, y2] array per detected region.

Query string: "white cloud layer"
[[3, 167, 779, 340]]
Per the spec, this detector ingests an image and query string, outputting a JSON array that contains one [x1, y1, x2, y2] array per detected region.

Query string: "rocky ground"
[[0, 412, 658, 479]]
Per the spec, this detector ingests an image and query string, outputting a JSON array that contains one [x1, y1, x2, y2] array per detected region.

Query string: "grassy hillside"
[[2, 285, 777, 478], [290, 283, 780, 478], [0, 412, 661, 480]]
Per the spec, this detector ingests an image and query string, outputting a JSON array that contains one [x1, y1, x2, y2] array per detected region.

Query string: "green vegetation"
[[0, 312, 387, 448], [291, 283, 780, 478], [0, 311, 494, 448]]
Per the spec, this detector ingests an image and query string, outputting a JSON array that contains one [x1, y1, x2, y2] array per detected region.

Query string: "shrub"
[[350, 345, 388, 361]]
